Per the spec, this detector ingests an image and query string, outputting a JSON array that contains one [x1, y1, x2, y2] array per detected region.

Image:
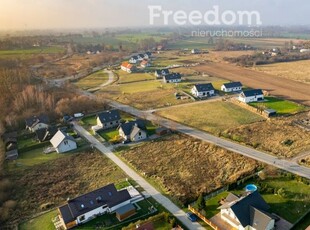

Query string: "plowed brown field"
[[193, 62, 310, 106]]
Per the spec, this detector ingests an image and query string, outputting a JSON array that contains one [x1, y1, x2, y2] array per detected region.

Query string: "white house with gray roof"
[[50, 130, 77, 153], [191, 83, 215, 98], [221, 82, 243, 92], [96, 110, 121, 130], [118, 120, 147, 142], [239, 89, 264, 103]]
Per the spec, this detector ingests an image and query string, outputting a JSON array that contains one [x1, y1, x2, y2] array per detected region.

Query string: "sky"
[[0, 0, 310, 30]]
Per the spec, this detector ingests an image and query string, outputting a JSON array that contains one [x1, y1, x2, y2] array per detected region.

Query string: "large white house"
[[118, 120, 147, 142], [218, 191, 275, 230], [95, 110, 121, 131], [163, 73, 182, 83], [221, 82, 243, 92], [238, 89, 264, 103], [191, 83, 215, 98], [58, 184, 140, 229], [50, 130, 77, 153], [121, 62, 134, 73]]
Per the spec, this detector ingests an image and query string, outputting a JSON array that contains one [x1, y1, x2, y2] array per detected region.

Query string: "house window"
[[64, 140, 68, 145], [110, 122, 113, 125], [139, 132, 142, 136], [79, 215, 85, 222]]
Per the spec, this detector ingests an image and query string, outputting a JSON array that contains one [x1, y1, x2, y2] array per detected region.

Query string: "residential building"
[[50, 130, 77, 153], [163, 73, 182, 83], [129, 56, 139, 64], [25, 114, 49, 132], [191, 83, 215, 98], [35, 126, 58, 142], [58, 184, 135, 229], [238, 89, 264, 103], [118, 120, 147, 142], [140, 60, 150, 68], [137, 54, 145, 61], [221, 82, 243, 92], [191, 49, 200, 54], [155, 69, 170, 78], [121, 62, 134, 73], [218, 191, 275, 230], [96, 110, 121, 130]]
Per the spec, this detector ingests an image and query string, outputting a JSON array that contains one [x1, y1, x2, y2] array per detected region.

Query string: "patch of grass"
[[0, 46, 65, 56], [157, 101, 264, 134], [117, 71, 155, 84], [75, 71, 109, 89], [98, 128, 119, 141], [19, 210, 58, 230], [81, 115, 97, 126], [250, 97, 307, 115], [204, 191, 230, 219]]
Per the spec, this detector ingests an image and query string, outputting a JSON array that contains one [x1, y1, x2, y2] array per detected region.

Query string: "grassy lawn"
[[19, 210, 58, 230], [118, 80, 174, 94], [75, 71, 109, 90], [0, 46, 65, 56], [203, 176, 310, 223], [6, 148, 68, 172], [81, 115, 97, 127], [157, 101, 264, 134], [249, 97, 307, 115], [117, 71, 155, 84], [98, 128, 119, 141]]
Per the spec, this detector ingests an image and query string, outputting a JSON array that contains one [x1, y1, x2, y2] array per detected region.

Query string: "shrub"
[[277, 188, 287, 198], [282, 139, 294, 146]]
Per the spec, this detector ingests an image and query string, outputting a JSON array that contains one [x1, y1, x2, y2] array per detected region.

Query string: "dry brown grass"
[[7, 151, 127, 224], [120, 134, 259, 204], [253, 60, 310, 84], [223, 114, 310, 158]]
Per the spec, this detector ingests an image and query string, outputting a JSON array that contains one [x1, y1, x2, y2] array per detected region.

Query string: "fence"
[[230, 98, 269, 119], [188, 205, 220, 230]]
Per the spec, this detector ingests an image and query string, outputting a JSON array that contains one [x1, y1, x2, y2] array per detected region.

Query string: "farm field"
[[0, 46, 65, 56], [253, 60, 310, 84], [6, 151, 127, 224], [249, 97, 307, 115], [192, 62, 310, 106], [223, 113, 310, 158], [118, 134, 260, 204], [75, 70, 109, 89], [157, 101, 264, 134]]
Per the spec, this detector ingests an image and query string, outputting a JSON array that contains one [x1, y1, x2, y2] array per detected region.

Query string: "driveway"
[[72, 122, 205, 230]]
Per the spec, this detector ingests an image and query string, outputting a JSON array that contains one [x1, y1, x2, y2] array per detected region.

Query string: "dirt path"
[[87, 70, 114, 91], [192, 62, 310, 106]]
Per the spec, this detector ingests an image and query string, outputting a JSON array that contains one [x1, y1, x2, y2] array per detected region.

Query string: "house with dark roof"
[[239, 89, 264, 103], [218, 191, 275, 230], [35, 126, 58, 142], [191, 83, 215, 98], [96, 110, 121, 130], [118, 120, 147, 142], [129, 55, 139, 64], [163, 73, 182, 83], [58, 183, 134, 229], [221, 82, 243, 92], [50, 130, 77, 153], [25, 114, 49, 132], [155, 69, 170, 78]]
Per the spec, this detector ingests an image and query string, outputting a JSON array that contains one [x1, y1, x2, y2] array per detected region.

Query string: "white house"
[[155, 69, 170, 78], [129, 56, 139, 64], [238, 89, 264, 103], [221, 82, 243, 92], [118, 120, 147, 142], [50, 130, 77, 153], [137, 54, 145, 61], [121, 62, 134, 73], [58, 183, 136, 229], [93, 110, 121, 132], [191, 83, 215, 98], [218, 191, 275, 230], [25, 114, 49, 132], [163, 73, 182, 83]]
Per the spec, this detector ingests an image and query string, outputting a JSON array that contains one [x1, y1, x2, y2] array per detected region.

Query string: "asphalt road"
[[72, 122, 205, 230], [108, 100, 310, 180]]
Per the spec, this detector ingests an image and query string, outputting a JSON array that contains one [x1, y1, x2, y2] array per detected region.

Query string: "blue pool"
[[245, 184, 257, 192]]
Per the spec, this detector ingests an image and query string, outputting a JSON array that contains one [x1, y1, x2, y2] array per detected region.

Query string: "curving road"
[[108, 100, 310, 180], [72, 122, 205, 230]]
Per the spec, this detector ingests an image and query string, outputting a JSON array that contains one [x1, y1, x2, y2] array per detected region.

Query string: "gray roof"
[[164, 73, 181, 81], [59, 183, 131, 224], [250, 206, 274, 230], [25, 114, 49, 128], [227, 191, 271, 228], [225, 193, 240, 203], [130, 125, 146, 140], [242, 89, 263, 97], [194, 83, 215, 92], [50, 130, 75, 148], [223, 82, 243, 89], [155, 69, 170, 75], [35, 126, 58, 142], [97, 110, 121, 124], [119, 120, 146, 136]]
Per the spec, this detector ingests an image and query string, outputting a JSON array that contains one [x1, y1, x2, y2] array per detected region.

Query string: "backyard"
[[249, 97, 307, 115]]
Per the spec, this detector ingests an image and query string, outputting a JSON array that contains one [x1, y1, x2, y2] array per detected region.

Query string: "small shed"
[[156, 127, 170, 136], [264, 109, 277, 117], [115, 203, 136, 221]]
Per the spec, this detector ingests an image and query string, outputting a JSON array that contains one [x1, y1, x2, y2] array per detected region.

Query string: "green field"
[[157, 101, 264, 134], [117, 71, 155, 84], [20, 210, 58, 230], [0, 46, 65, 56], [75, 71, 110, 89], [250, 97, 307, 115], [166, 37, 215, 50]]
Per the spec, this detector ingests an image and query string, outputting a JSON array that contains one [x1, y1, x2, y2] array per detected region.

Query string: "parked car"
[[73, 113, 84, 118], [186, 212, 197, 222]]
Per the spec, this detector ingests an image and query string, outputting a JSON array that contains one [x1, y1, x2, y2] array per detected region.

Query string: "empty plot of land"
[[119, 134, 259, 204], [157, 101, 264, 135], [253, 60, 310, 84], [117, 71, 155, 84], [75, 71, 109, 89], [193, 62, 310, 106]]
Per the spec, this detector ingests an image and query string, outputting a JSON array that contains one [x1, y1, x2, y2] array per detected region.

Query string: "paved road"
[[108, 100, 310, 180], [72, 122, 205, 230], [87, 70, 114, 91]]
